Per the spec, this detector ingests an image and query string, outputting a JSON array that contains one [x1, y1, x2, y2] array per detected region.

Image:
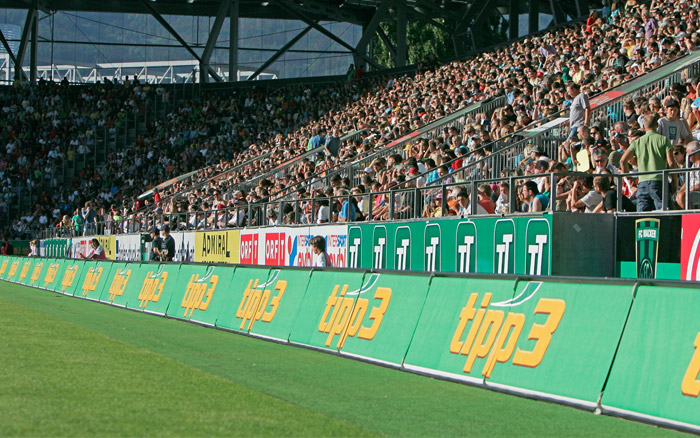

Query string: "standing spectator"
[[72, 208, 84, 237], [154, 225, 175, 261], [82, 202, 97, 236], [566, 83, 591, 141], [28, 239, 39, 257], [621, 115, 675, 211], [658, 98, 693, 145]]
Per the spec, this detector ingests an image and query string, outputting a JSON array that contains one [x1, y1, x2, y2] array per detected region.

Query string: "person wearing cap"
[[658, 98, 693, 145], [154, 225, 175, 262]]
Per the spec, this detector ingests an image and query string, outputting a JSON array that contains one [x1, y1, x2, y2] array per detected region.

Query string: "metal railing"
[[39, 165, 700, 239]]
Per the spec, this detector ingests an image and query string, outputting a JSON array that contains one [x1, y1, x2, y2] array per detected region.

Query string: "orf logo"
[[494, 219, 515, 274], [240, 233, 259, 265], [394, 226, 411, 271], [181, 268, 218, 318], [456, 222, 477, 273], [636, 218, 660, 279], [424, 224, 441, 272], [348, 227, 362, 269], [372, 226, 387, 269], [525, 219, 551, 276], [264, 233, 286, 266]]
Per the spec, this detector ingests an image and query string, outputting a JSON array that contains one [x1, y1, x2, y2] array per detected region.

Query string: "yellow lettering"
[[482, 313, 526, 378], [357, 287, 392, 340], [682, 332, 700, 397], [450, 293, 479, 354], [512, 299, 565, 368]]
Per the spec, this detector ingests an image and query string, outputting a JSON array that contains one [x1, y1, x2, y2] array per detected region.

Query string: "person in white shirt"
[[311, 236, 332, 267]]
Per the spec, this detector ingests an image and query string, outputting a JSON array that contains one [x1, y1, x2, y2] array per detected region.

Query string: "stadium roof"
[[2, 0, 597, 83]]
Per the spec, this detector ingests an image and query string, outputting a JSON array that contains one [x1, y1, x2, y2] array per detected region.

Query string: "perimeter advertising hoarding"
[[681, 214, 700, 281], [601, 284, 700, 431], [214, 267, 312, 343], [336, 272, 431, 366], [404, 277, 632, 407], [123, 263, 182, 316], [115, 235, 144, 262], [165, 264, 235, 326], [194, 230, 239, 264], [42, 239, 70, 258], [288, 270, 367, 352], [239, 225, 347, 268], [77, 261, 115, 301], [347, 217, 552, 275], [99, 262, 133, 307], [617, 215, 681, 280]]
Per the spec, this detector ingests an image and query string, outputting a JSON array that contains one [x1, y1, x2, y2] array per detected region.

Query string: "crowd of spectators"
[[6, 0, 700, 239]]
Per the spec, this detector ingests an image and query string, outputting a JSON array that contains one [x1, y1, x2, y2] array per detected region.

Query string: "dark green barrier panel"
[[57, 260, 86, 296], [6, 258, 22, 282], [602, 285, 700, 431], [338, 273, 430, 366], [404, 276, 516, 385], [289, 270, 367, 352], [166, 264, 235, 327], [28, 259, 50, 288], [17, 259, 34, 285], [76, 261, 115, 301], [242, 269, 312, 341], [214, 267, 272, 334], [483, 281, 631, 406], [43, 239, 70, 258], [98, 262, 133, 307], [124, 263, 181, 315]]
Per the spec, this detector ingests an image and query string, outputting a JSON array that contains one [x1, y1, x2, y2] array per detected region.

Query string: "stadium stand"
[[12, 0, 700, 238]]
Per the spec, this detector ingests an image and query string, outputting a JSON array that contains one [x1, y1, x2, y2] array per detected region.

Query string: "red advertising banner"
[[681, 214, 700, 281]]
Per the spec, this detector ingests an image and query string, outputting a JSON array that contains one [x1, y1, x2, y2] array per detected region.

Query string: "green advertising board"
[[76, 261, 115, 301], [98, 262, 134, 307], [484, 280, 631, 406], [0, 256, 13, 280], [214, 266, 271, 334], [404, 276, 517, 385], [41, 258, 64, 291], [16, 259, 34, 285], [5, 258, 21, 282], [43, 239, 70, 258], [602, 284, 700, 431], [289, 270, 367, 352], [56, 260, 86, 296], [27, 259, 49, 288], [232, 269, 312, 342], [124, 263, 181, 315], [166, 264, 236, 326], [346, 216, 552, 275], [338, 272, 430, 366]]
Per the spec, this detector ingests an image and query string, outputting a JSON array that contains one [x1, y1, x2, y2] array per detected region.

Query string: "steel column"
[[509, 0, 519, 40], [200, 0, 231, 83], [228, 0, 239, 81], [396, 5, 407, 67]]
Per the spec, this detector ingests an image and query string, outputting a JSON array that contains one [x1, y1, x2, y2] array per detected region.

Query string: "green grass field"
[[0, 281, 686, 437]]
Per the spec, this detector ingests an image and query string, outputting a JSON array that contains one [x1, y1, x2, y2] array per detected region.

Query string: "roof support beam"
[[0, 27, 23, 79], [376, 26, 396, 61], [228, 0, 239, 82], [15, 7, 36, 82], [247, 25, 312, 81], [396, 4, 407, 67], [388, 0, 447, 32], [200, 0, 231, 83], [138, 0, 224, 82], [509, 0, 519, 40], [529, 0, 539, 34], [549, 0, 567, 26], [353, 0, 390, 70], [273, 0, 382, 71], [574, 0, 589, 18], [30, 4, 38, 83]]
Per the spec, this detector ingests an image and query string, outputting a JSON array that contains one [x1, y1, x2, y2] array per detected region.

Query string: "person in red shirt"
[[83, 239, 107, 260], [477, 184, 496, 214]]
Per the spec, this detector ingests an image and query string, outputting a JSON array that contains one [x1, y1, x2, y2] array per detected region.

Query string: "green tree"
[[372, 19, 452, 68]]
